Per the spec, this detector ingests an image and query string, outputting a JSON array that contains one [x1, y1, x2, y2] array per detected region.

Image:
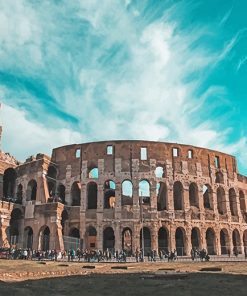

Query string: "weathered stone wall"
[[0, 140, 247, 255]]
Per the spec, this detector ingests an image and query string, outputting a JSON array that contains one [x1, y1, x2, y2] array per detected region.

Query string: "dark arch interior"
[[71, 182, 81, 206], [175, 228, 185, 256], [57, 184, 66, 204], [191, 228, 200, 249], [206, 228, 215, 255], [3, 168, 17, 200], [158, 227, 168, 252], [87, 182, 97, 209], [173, 182, 183, 210], [103, 227, 115, 251]]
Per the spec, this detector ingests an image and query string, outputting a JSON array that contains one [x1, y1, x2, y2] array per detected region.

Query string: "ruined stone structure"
[[1, 140, 247, 256]]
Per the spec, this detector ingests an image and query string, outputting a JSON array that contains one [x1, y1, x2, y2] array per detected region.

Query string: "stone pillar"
[[185, 227, 192, 256], [170, 224, 176, 252], [97, 224, 103, 250], [215, 228, 221, 255], [151, 225, 158, 252], [65, 165, 72, 205], [114, 222, 121, 251]]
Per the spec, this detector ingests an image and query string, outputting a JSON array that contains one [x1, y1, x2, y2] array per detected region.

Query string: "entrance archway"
[[232, 229, 242, 254], [122, 228, 132, 255], [206, 228, 216, 255], [24, 227, 33, 249], [158, 227, 168, 253], [140, 227, 151, 255], [40, 226, 50, 251], [103, 227, 115, 251], [220, 229, 229, 255], [86, 226, 97, 249], [191, 228, 200, 249], [175, 227, 185, 256]]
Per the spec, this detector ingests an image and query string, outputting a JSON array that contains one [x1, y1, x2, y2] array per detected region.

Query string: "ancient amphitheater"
[[1, 140, 247, 256]]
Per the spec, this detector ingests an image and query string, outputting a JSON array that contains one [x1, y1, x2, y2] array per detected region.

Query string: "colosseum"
[[1, 138, 247, 256]]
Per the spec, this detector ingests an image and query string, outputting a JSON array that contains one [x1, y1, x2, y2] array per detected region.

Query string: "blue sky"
[[0, 0, 247, 175]]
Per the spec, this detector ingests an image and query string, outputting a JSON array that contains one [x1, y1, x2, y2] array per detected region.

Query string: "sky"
[[0, 0, 247, 175]]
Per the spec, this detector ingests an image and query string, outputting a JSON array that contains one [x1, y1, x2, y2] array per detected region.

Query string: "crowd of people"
[[0, 246, 246, 262]]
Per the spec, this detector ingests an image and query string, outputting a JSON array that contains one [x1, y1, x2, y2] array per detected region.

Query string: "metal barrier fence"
[[63, 236, 82, 251]]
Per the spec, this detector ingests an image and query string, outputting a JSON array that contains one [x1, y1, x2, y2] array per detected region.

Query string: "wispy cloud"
[[236, 55, 247, 71], [0, 0, 246, 174]]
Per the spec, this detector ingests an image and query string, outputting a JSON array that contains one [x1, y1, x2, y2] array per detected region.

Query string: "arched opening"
[[16, 184, 23, 204], [203, 184, 212, 209], [217, 187, 226, 215], [61, 210, 69, 235], [9, 208, 23, 246], [24, 227, 33, 249], [158, 227, 168, 253], [175, 227, 185, 256], [157, 182, 167, 211], [46, 166, 57, 197], [243, 230, 247, 256], [87, 182, 97, 209], [104, 180, 116, 209], [88, 168, 99, 179], [173, 181, 183, 210], [121, 180, 133, 206], [155, 166, 165, 178], [86, 226, 97, 249], [103, 227, 115, 251], [3, 168, 17, 200], [140, 227, 151, 255], [71, 182, 81, 206], [57, 184, 66, 204], [232, 229, 242, 254], [139, 180, 150, 205], [26, 180, 37, 201], [206, 228, 216, 255], [69, 227, 80, 238], [189, 183, 199, 208], [40, 226, 50, 251], [229, 188, 238, 216], [215, 171, 224, 184], [239, 190, 246, 212], [122, 228, 132, 255], [220, 229, 229, 255], [191, 228, 200, 249]]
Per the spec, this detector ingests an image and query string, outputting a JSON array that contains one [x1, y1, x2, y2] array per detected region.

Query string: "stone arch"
[[239, 190, 246, 212], [243, 230, 247, 256], [217, 186, 227, 215], [61, 209, 69, 235], [173, 181, 183, 210], [157, 182, 167, 211], [87, 182, 98, 209], [158, 227, 169, 253], [175, 227, 186, 256], [57, 184, 66, 204], [191, 227, 201, 249], [229, 188, 238, 216], [9, 208, 23, 246], [121, 180, 133, 206], [215, 171, 224, 184], [3, 168, 17, 200], [16, 184, 23, 204], [220, 228, 230, 255], [155, 166, 165, 178], [189, 183, 199, 208], [232, 229, 242, 254], [88, 167, 99, 179], [203, 184, 212, 209], [39, 226, 50, 251], [122, 227, 132, 255], [46, 166, 57, 197], [71, 181, 81, 206], [26, 179, 37, 201], [139, 180, 150, 205], [69, 227, 80, 238], [85, 226, 97, 249], [104, 180, 116, 209], [103, 227, 115, 251], [206, 228, 216, 255], [140, 227, 151, 255], [24, 226, 33, 249]]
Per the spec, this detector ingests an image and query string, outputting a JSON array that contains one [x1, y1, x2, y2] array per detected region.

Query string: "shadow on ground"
[[1, 272, 247, 296]]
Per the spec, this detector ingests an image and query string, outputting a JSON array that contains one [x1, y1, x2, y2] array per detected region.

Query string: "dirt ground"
[[0, 260, 247, 296]]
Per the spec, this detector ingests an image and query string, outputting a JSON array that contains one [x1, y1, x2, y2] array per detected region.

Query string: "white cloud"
[[0, 1, 246, 174], [1, 104, 83, 161]]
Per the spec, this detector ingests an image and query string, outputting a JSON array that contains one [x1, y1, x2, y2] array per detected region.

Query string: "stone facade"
[[0, 140, 247, 256]]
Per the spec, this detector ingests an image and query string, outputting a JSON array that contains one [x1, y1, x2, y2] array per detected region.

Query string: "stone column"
[[151, 225, 158, 252], [65, 165, 72, 205]]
